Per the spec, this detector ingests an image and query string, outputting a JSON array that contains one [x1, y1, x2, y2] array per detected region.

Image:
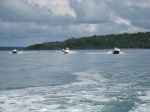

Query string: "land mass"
[[25, 32, 150, 50]]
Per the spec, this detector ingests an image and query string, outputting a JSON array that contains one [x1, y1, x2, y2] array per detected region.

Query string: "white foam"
[[0, 69, 118, 112], [138, 90, 150, 101], [120, 51, 125, 54], [57, 50, 77, 54], [86, 51, 125, 55], [107, 51, 112, 54], [9, 51, 23, 54], [9, 51, 38, 54], [109, 51, 125, 54], [129, 103, 150, 112], [129, 90, 150, 112], [69, 51, 77, 54]]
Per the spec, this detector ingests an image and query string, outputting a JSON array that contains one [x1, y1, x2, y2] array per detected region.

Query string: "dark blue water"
[[0, 49, 150, 112]]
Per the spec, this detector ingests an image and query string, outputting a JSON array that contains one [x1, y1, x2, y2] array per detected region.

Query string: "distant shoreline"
[[25, 32, 150, 50], [1, 32, 150, 50], [0, 48, 149, 51]]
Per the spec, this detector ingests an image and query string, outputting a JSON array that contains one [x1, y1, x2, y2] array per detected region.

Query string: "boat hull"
[[113, 51, 120, 54], [64, 51, 68, 54], [12, 51, 17, 54]]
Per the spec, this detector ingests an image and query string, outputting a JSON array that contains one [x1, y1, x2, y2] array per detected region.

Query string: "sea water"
[[0, 49, 150, 112]]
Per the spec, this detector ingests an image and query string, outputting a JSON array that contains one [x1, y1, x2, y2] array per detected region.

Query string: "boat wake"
[[57, 50, 77, 54], [108, 51, 125, 54], [0, 69, 116, 112], [9, 51, 38, 54], [9, 51, 23, 54], [129, 90, 150, 112], [0, 69, 135, 112], [86, 51, 125, 55]]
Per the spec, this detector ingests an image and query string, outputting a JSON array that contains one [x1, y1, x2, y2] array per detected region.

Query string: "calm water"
[[0, 49, 150, 112]]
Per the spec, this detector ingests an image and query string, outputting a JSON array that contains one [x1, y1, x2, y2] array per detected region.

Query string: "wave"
[[0, 69, 148, 112], [0, 69, 116, 112], [129, 90, 150, 112]]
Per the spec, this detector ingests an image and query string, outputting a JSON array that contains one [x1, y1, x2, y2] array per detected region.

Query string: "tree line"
[[25, 32, 150, 50]]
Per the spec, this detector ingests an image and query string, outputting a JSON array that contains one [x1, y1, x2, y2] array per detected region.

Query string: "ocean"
[[0, 49, 150, 112]]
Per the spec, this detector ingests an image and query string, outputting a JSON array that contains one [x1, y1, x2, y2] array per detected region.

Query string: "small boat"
[[12, 49, 18, 54], [112, 47, 120, 54], [61, 47, 70, 54]]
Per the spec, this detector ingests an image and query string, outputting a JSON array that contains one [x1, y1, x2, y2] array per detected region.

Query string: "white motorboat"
[[62, 47, 70, 54], [12, 49, 18, 54], [112, 47, 120, 54]]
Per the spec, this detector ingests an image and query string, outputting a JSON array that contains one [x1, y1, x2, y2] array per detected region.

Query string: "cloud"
[[113, 17, 132, 27], [107, 0, 150, 29], [0, 0, 150, 46], [0, 0, 41, 21], [27, 0, 76, 17], [69, 0, 111, 23]]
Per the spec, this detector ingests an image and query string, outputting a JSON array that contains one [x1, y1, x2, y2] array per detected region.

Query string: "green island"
[[25, 32, 150, 50]]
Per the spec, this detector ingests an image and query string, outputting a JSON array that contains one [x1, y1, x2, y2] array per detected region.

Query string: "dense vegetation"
[[25, 32, 150, 50]]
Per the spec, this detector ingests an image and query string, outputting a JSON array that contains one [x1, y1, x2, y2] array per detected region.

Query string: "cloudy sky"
[[0, 0, 150, 46]]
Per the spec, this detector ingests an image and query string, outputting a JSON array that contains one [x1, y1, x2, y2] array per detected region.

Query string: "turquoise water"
[[0, 49, 150, 112]]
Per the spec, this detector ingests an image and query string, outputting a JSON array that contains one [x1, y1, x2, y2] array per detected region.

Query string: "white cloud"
[[27, 0, 76, 17], [76, 0, 83, 3], [70, 0, 110, 22], [69, 23, 97, 34], [114, 17, 132, 27], [123, 0, 150, 9]]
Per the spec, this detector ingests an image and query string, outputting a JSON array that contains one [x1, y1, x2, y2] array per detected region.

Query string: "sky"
[[0, 0, 150, 46]]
